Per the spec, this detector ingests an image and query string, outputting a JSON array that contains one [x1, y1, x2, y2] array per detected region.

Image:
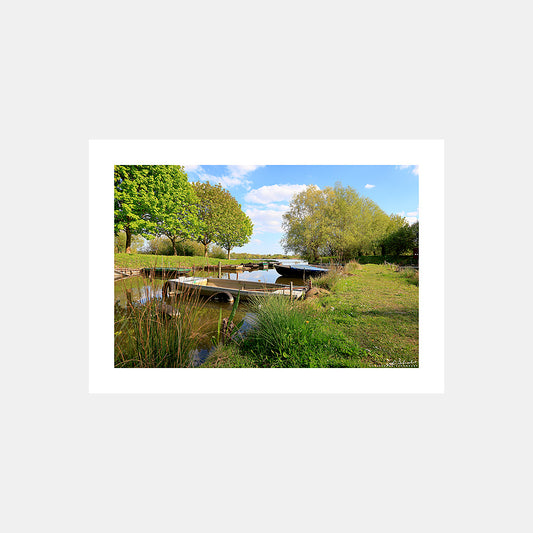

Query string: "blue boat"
[[274, 264, 328, 278]]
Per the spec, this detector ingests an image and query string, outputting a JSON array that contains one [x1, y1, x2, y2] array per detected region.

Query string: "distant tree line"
[[114, 165, 253, 259], [281, 182, 418, 262]]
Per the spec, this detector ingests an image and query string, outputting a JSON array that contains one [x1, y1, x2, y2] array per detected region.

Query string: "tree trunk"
[[204, 243, 209, 258], [227, 248, 231, 260], [172, 238, 177, 255], [125, 226, 132, 254]]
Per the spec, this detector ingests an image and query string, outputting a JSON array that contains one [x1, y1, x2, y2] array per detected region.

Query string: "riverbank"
[[204, 262, 419, 368], [114, 253, 248, 269]]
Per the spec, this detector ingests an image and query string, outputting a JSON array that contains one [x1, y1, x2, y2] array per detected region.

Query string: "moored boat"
[[162, 276, 306, 303], [274, 264, 328, 278]]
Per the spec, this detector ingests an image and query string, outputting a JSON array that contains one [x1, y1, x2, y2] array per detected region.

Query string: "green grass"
[[206, 264, 418, 368], [205, 294, 363, 368], [114, 253, 245, 269]]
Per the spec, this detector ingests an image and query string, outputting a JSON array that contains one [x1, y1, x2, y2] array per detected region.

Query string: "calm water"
[[114, 263, 309, 365]]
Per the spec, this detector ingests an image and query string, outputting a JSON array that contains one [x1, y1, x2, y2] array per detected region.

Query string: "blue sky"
[[184, 165, 419, 255]]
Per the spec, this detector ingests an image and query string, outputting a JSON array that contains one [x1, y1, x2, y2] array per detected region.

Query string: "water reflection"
[[114, 264, 309, 364]]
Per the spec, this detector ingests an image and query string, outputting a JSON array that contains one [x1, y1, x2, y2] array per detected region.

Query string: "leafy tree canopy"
[[193, 181, 238, 257], [212, 195, 253, 259], [114, 165, 199, 254], [282, 182, 402, 261], [381, 220, 419, 255]]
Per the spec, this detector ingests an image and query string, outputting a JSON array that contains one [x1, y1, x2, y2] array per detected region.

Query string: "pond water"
[[114, 262, 310, 366]]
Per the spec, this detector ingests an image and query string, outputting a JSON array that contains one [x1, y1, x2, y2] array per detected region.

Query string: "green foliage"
[[240, 295, 363, 368], [114, 165, 152, 238], [142, 237, 205, 256], [114, 283, 209, 368], [357, 255, 416, 266], [113, 253, 244, 268], [281, 182, 398, 261], [213, 197, 253, 259], [208, 244, 227, 259], [381, 221, 419, 255], [114, 165, 200, 255], [193, 181, 238, 257], [114, 231, 144, 253]]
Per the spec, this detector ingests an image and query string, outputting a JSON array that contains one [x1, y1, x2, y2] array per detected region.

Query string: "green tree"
[[381, 220, 419, 255], [282, 182, 393, 261], [114, 165, 153, 253], [214, 199, 253, 260], [281, 185, 325, 262], [144, 166, 199, 255], [114, 231, 144, 253], [193, 181, 236, 258], [114, 165, 200, 255]]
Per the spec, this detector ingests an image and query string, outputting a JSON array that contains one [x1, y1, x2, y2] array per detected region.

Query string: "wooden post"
[[290, 281, 293, 300], [218, 261, 222, 278]]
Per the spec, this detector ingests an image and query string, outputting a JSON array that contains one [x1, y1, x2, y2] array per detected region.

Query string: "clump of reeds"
[[398, 268, 419, 286], [343, 260, 363, 273], [114, 278, 212, 368], [240, 294, 362, 367], [312, 269, 342, 291]]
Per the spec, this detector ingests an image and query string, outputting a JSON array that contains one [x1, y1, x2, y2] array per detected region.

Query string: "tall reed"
[[114, 277, 212, 368]]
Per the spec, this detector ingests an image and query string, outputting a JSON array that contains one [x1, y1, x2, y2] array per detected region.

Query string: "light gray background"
[[2, 1, 530, 532]]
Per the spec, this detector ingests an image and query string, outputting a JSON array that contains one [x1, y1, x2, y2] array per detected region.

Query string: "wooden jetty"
[[200, 263, 244, 272], [114, 268, 142, 280]]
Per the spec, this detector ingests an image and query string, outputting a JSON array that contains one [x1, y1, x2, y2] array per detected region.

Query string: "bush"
[[209, 244, 227, 259], [143, 237, 205, 256]]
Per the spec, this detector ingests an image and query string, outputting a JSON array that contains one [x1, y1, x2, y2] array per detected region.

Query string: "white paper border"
[[89, 140, 444, 393]]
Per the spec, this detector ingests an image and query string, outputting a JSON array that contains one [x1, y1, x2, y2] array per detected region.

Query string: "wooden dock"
[[114, 268, 142, 280]]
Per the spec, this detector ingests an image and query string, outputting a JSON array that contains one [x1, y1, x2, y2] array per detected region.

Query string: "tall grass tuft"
[[312, 269, 342, 291], [398, 268, 419, 286], [241, 294, 362, 367], [114, 279, 212, 368], [344, 260, 363, 273]]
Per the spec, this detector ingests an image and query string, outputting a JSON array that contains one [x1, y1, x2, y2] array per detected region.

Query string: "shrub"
[[209, 244, 227, 259]]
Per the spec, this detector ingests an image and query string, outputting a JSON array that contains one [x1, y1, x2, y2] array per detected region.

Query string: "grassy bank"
[[114, 253, 245, 269], [204, 263, 418, 368]]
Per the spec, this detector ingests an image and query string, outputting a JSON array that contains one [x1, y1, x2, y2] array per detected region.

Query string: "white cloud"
[[245, 204, 289, 234], [397, 208, 418, 225], [397, 165, 419, 176], [184, 165, 264, 190], [364, 184, 375, 189], [227, 165, 264, 178], [244, 183, 313, 204]]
